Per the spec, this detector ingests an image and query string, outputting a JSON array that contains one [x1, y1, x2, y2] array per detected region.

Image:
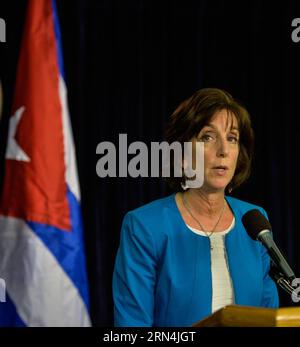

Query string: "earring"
[[181, 181, 188, 191]]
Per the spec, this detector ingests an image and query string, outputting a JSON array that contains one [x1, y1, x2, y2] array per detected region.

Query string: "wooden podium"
[[193, 305, 300, 327]]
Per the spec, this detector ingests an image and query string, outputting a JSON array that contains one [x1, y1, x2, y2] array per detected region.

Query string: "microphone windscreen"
[[242, 209, 272, 240]]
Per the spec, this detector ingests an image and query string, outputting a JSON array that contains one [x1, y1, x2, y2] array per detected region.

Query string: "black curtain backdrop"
[[1, 0, 300, 326]]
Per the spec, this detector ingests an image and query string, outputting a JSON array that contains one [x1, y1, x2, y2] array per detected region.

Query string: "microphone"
[[242, 209, 296, 281]]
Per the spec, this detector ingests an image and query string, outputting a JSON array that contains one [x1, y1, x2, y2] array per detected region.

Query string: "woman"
[[112, 88, 279, 327]]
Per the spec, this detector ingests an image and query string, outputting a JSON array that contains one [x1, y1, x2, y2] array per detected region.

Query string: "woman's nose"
[[216, 138, 229, 157]]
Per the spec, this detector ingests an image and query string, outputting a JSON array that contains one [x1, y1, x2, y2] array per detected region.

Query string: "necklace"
[[181, 193, 226, 249]]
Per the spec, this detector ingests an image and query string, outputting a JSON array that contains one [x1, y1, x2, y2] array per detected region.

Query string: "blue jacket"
[[113, 194, 279, 327]]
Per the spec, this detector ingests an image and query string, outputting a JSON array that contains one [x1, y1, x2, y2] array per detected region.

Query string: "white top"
[[187, 218, 235, 312]]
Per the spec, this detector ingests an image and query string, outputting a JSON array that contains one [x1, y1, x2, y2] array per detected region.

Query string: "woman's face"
[[196, 109, 240, 193]]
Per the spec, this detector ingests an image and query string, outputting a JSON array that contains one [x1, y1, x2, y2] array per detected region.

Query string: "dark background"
[[1, 0, 300, 326]]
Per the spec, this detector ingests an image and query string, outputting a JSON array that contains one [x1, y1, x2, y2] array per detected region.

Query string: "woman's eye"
[[228, 136, 238, 143], [200, 134, 213, 142]]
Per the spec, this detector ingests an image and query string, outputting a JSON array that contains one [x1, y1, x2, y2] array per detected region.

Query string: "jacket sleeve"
[[112, 212, 157, 327], [260, 208, 279, 308]]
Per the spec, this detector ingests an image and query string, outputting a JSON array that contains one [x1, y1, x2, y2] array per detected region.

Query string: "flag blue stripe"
[[27, 188, 90, 310], [0, 293, 26, 327]]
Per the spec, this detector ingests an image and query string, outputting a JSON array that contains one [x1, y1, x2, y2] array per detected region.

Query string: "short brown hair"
[[164, 88, 254, 192]]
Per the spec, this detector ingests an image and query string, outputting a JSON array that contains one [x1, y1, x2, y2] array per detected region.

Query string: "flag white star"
[[5, 106, 30, 162]]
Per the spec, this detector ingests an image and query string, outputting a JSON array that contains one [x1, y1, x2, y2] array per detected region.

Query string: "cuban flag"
[[0, 0, 91, 326]]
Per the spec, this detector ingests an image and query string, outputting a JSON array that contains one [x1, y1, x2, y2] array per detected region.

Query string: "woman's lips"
[[212, 166, 228, 176]]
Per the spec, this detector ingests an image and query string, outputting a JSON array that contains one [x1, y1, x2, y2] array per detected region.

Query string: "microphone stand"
[[269, 264, 297, 297]]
